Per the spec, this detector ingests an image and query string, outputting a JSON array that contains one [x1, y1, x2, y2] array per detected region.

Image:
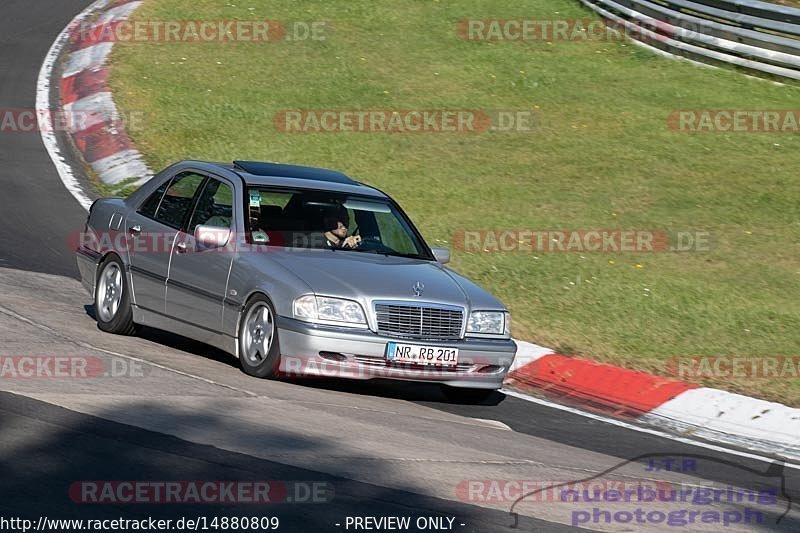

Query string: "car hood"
[[267, 248, 505, 311]]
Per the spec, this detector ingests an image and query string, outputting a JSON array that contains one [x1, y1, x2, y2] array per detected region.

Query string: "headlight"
[[293, 295, 367, 327], [467, 311, 510, 336]]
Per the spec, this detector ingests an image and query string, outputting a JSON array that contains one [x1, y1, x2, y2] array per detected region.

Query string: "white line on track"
[[35, 0, 108, 212], [502, 388, 800, 471], [0, 303, 258, 399]]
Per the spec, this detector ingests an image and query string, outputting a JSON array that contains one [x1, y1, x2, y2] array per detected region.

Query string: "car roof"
[[234, 160, 353, 183], [204, 160, 388, 198]]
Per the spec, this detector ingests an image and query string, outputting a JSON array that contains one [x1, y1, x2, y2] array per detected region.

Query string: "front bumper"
[[277, 316, 517, 389]]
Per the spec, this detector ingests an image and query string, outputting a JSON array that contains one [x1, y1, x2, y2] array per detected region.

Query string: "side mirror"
[[431, 246, 450, 264], [194, 224, 231, 250]]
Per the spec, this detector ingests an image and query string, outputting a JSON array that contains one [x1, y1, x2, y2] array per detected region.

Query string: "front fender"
[[223, 253, 314, 337]]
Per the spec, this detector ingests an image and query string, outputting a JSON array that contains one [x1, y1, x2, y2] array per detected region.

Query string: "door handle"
[[176, 241, 188, 254], [128, 225, 141, 235]]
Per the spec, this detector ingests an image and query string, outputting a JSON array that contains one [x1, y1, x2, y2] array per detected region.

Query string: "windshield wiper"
[[356, 249, 427, 260]]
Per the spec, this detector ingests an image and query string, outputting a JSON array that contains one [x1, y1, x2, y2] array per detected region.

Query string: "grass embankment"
[[109, 0, 800, 404]]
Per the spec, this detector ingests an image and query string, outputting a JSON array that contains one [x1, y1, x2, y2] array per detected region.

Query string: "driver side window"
[[138, 181, 169, 219], [188, 179, 234, 231], [151, 172, 205, 229]]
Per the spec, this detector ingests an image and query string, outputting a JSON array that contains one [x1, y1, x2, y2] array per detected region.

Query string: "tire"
[[440, 385, 496, 404], [95, 254, 138, 335], [238, 294, 281, 378]]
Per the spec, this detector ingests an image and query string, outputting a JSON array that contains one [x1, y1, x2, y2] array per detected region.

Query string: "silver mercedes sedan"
[[76, 160, 516, 401]]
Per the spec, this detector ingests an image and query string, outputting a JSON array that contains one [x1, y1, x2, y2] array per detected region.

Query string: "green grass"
[[771, 0, 800, 7], [109, 0, 800, 405]]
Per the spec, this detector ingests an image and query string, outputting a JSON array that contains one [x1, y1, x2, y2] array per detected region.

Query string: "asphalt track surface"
[[0, 2, 799, 532], [0, 392, 574, 532], [0, 0, 88, 277]]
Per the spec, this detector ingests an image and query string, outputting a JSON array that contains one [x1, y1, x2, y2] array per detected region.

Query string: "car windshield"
[[246, 187, 432, 260]]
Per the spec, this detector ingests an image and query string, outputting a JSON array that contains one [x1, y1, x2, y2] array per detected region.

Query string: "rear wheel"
[[238, 295, 281, 378], [95, 255, 138, 335], [440, 385, 496, 404]]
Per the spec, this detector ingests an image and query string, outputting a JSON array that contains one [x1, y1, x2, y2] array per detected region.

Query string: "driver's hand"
[[343, 235, 362, 248]]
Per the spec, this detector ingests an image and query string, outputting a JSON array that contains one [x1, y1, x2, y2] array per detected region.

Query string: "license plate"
[[386, 342, 459, 366]]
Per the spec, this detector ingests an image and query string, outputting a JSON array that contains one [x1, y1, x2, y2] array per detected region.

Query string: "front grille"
[[374, 302, 464, 340]]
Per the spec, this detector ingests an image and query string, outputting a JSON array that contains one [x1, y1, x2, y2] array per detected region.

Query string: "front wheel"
[[95, 254, 138, 335], [238, 295, 281, 378]]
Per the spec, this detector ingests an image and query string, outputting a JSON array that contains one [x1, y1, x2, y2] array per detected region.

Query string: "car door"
[[126, 171, 206, 314], [165, 174, 236, 333]]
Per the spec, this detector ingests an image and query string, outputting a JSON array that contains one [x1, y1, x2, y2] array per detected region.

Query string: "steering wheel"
[[356, 235, 395, 254]]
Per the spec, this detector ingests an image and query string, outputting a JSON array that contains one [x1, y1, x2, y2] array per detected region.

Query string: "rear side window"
[[154, 172, 206, 228], [248, 190, 295, 232]]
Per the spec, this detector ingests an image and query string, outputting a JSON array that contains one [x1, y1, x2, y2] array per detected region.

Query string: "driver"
[[322, 207, 361, 249]]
